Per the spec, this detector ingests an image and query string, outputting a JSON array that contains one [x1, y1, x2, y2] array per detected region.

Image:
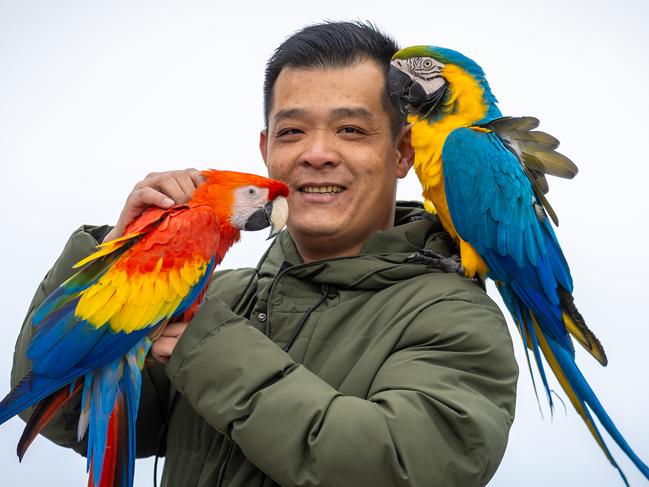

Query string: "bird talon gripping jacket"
[[0, 170, 288, 487], [389, 45, 648, 485]]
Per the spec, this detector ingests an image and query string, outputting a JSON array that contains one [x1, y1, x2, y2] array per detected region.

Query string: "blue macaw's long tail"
[[498, 283, 649, 485]]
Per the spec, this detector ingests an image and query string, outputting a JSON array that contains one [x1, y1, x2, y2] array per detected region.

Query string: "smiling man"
[[260, 58, 411, 262], [12, 22, 518, 487]]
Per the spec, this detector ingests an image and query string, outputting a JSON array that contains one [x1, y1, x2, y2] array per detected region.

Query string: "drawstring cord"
[[283, 285, 329, 352], [153, 393, 178, 487]]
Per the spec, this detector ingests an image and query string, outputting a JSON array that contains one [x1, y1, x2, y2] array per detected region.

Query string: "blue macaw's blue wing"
[[441, 127, 574, 351], [442, 126, 649, 485]]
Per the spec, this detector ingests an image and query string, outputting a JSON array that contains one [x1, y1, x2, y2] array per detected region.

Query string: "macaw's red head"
[[190, 169, 289, 238]]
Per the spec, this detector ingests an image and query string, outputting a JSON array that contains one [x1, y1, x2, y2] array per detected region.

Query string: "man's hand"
[[102, 169, 205, 243], [151, 322, 189, 365]]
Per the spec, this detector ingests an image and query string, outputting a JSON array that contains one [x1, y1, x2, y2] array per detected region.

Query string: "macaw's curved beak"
[[243, 196, 289, 239], [266, 195, 288, 239], [388, 63, 447, 118], [387, 65, 413, 114]]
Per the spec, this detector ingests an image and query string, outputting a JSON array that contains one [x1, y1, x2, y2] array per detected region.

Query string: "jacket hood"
[[256, 202, 457, 291]]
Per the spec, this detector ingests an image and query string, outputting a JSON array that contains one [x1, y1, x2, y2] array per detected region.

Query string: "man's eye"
[[277, 128, 303, 137], [338, 126, 365, 136]]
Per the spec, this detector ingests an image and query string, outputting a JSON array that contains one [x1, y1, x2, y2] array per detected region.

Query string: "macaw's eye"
[[247, 187, 257, 197], [422, 59, 434, 69]]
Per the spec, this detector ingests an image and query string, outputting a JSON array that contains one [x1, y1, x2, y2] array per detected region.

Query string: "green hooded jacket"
[[11, 203, 518, 487]]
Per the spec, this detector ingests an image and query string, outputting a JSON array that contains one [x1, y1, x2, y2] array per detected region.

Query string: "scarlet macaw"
[[0, 169, 289, 487], [388, 46, 649, 484]]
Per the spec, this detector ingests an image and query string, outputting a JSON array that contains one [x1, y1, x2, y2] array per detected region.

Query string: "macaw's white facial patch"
[[230, 186, 270, 229], [392, 57, 446, 96]]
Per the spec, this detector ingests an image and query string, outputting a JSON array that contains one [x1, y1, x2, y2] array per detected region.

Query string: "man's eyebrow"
[[272, 106, 374, 124], [330, 107, 373, 120], [273, 108, 308, 124]]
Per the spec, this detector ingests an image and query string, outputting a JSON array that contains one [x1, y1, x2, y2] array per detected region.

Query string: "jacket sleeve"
[[10, 225, 170, 458], [165, 286, 519, 487]]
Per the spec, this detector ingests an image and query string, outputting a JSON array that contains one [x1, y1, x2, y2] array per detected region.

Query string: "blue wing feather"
[[442, 126, 649, 482], [173, 255, 217, 316], [442, 127, 573, 348]]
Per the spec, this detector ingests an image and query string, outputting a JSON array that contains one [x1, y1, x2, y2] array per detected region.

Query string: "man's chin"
[[287, 216, 355, 242]]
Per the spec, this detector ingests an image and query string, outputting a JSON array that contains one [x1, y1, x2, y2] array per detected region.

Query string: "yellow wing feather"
[[72, 232, 144, 269]]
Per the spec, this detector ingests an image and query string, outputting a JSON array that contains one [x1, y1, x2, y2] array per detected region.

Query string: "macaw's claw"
[[406, 249, 464, 275]]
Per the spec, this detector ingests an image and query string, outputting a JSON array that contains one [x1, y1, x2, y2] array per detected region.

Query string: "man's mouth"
[[299, 185, 346, 194]]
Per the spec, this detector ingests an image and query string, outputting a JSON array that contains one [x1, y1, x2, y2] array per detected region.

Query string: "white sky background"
[[1, 0, 648, 485]]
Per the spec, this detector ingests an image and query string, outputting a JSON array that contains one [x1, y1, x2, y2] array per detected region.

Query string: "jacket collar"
[[255, 202, 455, 292]]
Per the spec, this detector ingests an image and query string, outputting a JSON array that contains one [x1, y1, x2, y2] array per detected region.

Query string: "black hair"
[[263, 21, 405, 137]]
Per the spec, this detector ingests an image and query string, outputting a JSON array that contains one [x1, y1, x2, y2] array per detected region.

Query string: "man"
[[12, 22, 518, 486]]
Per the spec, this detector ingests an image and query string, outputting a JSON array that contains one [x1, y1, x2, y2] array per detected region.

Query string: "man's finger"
[[150, 337, 174, 364], [162, 322, 189, 338], [152, 337, 175, 355], [187, 168, 205, 187], [156, 177, 189, 204], [177, 172, 200, 200], [130, 187, 175, 209]]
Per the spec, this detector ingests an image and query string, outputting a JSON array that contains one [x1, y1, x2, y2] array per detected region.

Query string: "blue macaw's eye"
[[422, 59, 433, 69]]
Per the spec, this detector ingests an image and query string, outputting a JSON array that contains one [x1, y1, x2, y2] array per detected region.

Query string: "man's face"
[[260, 59, 412, 258]]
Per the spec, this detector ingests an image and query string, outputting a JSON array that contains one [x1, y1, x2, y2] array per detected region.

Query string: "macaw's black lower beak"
[[243, 196, 289, 239], [244, 202, 273, 231]]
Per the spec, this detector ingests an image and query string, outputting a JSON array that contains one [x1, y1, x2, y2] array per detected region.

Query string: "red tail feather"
[[17, 379, 83, 461], [98, 405, 119, 487]]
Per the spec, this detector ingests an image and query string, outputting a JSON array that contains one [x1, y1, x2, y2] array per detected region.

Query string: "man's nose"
[[300, 130, 341, 168]]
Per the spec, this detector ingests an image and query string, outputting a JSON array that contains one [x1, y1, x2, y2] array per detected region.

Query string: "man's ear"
[[395, 124, 414, 178], [259, 129, 268, 166]]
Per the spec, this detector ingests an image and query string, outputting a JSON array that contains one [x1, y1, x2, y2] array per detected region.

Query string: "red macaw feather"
[[17, 379, 83, 461]]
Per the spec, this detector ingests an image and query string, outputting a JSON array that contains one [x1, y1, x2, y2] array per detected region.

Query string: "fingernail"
[[163, 197, 175, 206]]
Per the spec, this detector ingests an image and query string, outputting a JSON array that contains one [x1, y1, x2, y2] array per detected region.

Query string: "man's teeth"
[[302, 186, 345, 193]]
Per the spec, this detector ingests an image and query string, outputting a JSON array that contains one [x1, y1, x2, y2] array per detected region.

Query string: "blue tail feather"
[[502, 283, 649, 483], [0, 372, 79, 425], [89, 362, 121, 486], [547, 335, 649, 480], [0, 326, 149, 427], [499, 283, 554, 409], [84, 338, 147, 487]]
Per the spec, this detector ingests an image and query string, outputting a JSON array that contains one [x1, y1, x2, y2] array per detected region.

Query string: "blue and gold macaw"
[[388, 46, 648, 484]]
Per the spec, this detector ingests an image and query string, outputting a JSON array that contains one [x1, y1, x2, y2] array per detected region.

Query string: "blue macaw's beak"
[[388, 63, 447, 118], [387, 65, 413, 114]]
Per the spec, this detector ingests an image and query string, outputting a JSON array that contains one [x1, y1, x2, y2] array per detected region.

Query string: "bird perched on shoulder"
[[0, 169, 289, 487], [388, 45, 648, 485]]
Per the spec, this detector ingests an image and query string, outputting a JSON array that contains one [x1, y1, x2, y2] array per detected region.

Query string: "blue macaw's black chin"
[[404, 81, 447, 118], [416, 83, 447, 118], [244, 202, 273, 231]]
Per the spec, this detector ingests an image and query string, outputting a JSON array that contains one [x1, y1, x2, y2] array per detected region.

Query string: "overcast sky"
[[1, 1, 648, 486]]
